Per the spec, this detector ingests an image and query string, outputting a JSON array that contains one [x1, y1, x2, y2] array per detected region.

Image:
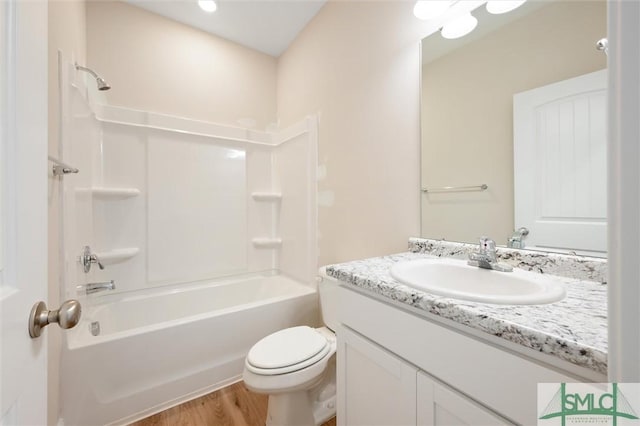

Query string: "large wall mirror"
[[420, 0, 607, 257]]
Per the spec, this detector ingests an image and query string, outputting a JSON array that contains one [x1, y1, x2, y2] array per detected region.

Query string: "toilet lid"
[[247, 326, 329, 371]]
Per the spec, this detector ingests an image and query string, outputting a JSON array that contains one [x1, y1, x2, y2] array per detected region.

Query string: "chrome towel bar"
[[422, 184, 488, 193], [48, 155, 79, 176]]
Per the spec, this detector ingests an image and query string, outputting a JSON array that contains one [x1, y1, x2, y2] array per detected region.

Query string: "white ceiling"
[[125, 0, 327, 57]]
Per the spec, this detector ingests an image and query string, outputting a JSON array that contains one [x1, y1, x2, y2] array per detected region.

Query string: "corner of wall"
[[276, 1, 424, 266]]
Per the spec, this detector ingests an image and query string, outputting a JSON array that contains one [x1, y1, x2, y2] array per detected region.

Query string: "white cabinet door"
[[417, 372, 511, 426], [337, 326, 417, 426]]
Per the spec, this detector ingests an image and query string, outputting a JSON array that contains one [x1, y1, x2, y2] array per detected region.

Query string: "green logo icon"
[[539, 383, 639, 425]]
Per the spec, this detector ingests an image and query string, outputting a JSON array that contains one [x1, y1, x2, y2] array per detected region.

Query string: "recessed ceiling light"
[[486, 0, 527, 15], [413, 1, 452, 20], [198, 0, 218, 13], [441, 12, 478, 39]]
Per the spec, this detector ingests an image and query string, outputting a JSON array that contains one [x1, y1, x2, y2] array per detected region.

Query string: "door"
[[0, 1, 48, 424], [337, 326, 417, 426], [607, 0, 640, 382], [514, 69, 607, 254]]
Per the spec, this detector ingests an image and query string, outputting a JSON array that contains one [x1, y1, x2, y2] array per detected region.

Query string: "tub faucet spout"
[[78, 280, 116, 295]]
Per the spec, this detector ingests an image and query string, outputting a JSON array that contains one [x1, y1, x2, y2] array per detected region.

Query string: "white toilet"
[[243, 267, 339, 426]]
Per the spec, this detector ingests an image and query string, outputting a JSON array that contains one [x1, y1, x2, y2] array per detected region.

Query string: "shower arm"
[[75, 63, 99, 79], [75, 62, 111, 91]]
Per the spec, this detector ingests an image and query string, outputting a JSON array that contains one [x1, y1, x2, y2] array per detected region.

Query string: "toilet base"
[[266, 390, 316, 426], [264, 356, 336, 426], [311, 394, 336, 425], [265, 389, 336, 426]]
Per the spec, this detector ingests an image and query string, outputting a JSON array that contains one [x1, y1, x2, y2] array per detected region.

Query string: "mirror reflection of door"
[[514, 70, 607, 255], [420, 0, 607, 255]]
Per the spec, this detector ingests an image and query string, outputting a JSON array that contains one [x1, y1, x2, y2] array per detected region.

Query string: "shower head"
[[95, 77, 111, 91], [75, 63, 111, 91]]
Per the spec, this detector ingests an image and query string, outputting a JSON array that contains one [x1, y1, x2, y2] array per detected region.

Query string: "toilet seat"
[[246, 326, 331, 375]]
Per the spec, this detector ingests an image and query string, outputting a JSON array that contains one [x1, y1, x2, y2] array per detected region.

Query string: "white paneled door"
[[514, 69, 607, 254], [0, 0, 48, 424]]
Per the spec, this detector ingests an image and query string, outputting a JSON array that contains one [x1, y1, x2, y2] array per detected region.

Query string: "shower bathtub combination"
[[62, 273, 317, 425], [58, 64, 318, 425]]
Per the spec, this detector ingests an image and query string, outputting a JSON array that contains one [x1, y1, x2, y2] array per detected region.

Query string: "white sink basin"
[[390, 258, 566, 305]]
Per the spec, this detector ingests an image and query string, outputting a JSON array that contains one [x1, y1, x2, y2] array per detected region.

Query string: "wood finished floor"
[[130, 381, 337, 426]]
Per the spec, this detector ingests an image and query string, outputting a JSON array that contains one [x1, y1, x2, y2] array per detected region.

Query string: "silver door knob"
[[29, 299, 82, 338]]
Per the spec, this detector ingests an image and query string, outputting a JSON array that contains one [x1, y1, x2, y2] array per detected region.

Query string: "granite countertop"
[[326, 248, 608, 376]]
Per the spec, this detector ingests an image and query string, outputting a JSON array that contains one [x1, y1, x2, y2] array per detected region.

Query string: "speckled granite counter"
[[326, 240, 608, 376]]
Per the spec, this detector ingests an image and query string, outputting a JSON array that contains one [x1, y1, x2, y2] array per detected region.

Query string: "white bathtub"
[[60, 272, 318, 426]]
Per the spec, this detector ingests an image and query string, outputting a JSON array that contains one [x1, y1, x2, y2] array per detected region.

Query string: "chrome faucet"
[[468, 237, 513, 272], [80, 246, 105, 273], [507, 227, 529, 249], [77, 280, 116, 295]]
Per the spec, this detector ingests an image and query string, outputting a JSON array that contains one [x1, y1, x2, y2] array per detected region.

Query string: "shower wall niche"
[[62, 74, 317, 299]]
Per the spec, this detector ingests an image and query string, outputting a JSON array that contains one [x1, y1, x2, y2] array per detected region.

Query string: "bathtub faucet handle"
[[94, 256, 104, 270], [80, 245, 105, 273]]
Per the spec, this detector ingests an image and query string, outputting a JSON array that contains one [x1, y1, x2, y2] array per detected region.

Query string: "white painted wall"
[[86, 1, 278, 131], [277, 1, 425, 265]]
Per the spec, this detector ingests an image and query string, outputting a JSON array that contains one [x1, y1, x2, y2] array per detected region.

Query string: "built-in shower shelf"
[[251, 192, 282, 202], [252, 238, 282, 248], [95, 248, 140, 265], [92, 187, 141, 199]]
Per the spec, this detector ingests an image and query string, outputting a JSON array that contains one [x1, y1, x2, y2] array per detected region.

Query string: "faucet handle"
[[478, 237, 496, 252], [80, 246, 105, 273], [508, 227, 529, 249], [91, 254, 104, 270]]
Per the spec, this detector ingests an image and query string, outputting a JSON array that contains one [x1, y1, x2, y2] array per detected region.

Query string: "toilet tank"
[[318, 267, 339, 332]]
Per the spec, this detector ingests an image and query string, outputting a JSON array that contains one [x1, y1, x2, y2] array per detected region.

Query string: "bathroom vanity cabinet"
[[416, 371, 508, 425], [336, 285, 605, 425], [339, 325, 509, 425]]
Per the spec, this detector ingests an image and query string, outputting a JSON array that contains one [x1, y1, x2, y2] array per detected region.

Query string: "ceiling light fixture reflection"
[[413, 0, 452, 20], [441, 12, 478, 39], [486, 0, 527, 15], [198, 0, 218, 13]]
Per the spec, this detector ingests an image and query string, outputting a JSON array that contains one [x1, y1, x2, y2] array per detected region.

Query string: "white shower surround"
[[62, 102, 318, 297], [59, 73, 318, 424]]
